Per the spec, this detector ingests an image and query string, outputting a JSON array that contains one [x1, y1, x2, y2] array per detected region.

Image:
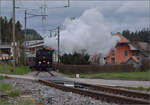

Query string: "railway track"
[[39, 79, 150, 105], [81, 83, 149, 100]]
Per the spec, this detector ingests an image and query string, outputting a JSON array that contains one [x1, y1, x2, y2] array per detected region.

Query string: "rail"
[[39, 79, 150, 104]]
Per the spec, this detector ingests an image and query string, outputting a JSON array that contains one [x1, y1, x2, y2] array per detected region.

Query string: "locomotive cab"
[[35, 48, 53, 72]]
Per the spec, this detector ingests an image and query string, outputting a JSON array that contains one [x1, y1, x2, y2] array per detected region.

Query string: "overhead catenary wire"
[[0, 0, 148, 1], [1, 2, 148, 7], [1, 0, 148, 38]]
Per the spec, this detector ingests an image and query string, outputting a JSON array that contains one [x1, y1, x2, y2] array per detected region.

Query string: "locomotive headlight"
[[38, 61, 41, 64], [47, 61, 50, 64]]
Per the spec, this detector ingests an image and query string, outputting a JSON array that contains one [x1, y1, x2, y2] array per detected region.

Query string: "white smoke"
[[44, 8, 119, 56]]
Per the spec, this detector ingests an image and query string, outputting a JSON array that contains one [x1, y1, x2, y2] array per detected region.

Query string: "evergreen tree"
[[60, 52, 90, 65], [122, 28, 150, 43]]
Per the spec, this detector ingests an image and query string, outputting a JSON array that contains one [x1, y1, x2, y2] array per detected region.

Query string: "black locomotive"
[[35, 48, 54, 72]]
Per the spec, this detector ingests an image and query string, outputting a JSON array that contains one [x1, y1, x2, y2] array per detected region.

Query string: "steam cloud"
[[44, 8, 119, 56]]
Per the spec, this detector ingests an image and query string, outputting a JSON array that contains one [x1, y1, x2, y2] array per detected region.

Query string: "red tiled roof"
[[113, 33, 130, 43]]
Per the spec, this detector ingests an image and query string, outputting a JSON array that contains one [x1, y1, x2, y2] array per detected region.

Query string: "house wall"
[[106, 43, 132, 64]]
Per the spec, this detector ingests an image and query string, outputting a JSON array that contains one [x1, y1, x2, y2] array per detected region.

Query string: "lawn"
[[0, 83, 12, 92], [62, 71, 150, 81], [0, 64, 31, 75], [127, 87, 150, 92], [0, 76, 8, 80]]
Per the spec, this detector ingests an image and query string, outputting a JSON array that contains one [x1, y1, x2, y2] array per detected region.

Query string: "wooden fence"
[[55, 64, 134, 73]]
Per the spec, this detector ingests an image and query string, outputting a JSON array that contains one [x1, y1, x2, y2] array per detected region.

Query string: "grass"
[[0, 83, 20, 97], [0, 99, 34, 105], [18, 99, 33, 105], [127, 87, 150, 92], [0, 100, 13, 105], [0, 83, 12, 92], [0, 64, 31, 75], [62, 71, 150, 81], [0, 82, 35, 105], [0, 76, 8, 80], [8, 89, 20, 97]]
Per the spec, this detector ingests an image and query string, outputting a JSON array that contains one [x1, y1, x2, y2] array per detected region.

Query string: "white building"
[[24, 40, 44, 58], [0, 42, 13, 61]]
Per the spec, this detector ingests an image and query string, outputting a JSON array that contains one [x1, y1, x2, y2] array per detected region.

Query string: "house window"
[[125, 50, 128, 56], [112, 50, 115, 56], [111, 58, 115, 64]]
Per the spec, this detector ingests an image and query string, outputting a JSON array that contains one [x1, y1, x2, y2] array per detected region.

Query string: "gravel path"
[[26, 71, 150, 88], [1, 78, 114, 105]]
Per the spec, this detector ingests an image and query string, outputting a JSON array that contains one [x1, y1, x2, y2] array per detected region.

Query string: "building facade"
[[106, 33, 140, 66]]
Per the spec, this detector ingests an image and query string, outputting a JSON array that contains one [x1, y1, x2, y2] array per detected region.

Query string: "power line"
[[1, 0, 148, 1], [11, 4, 149, 7]]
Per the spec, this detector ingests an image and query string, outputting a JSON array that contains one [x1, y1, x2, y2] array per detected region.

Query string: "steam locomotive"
[[34, 48, 54, 72]]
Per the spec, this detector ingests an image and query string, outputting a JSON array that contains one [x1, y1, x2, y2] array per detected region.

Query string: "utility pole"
[[57, 26, 60, 63], [12, 0, 16, 71], [68, 0, 70, 7], [24, 10, 27, 65], [0, 0, 1, 56], [24, 10, 27, 43]]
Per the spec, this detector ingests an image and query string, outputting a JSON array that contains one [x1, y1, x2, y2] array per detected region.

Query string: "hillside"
[[24, 29, 43, 41]]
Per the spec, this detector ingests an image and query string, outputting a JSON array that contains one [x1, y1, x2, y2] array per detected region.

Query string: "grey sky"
[[0, 0, 149, 35]]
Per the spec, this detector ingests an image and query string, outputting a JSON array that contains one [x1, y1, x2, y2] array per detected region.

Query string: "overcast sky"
[[0, 0, 149, 36]]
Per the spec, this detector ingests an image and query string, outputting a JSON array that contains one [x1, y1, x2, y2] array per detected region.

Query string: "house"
[[122, 56, 140, 68], [89, 53, 106, 65], [89, 54, 101, 64], [106, 33, 140, 67], [132, 41, 150, 58]]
